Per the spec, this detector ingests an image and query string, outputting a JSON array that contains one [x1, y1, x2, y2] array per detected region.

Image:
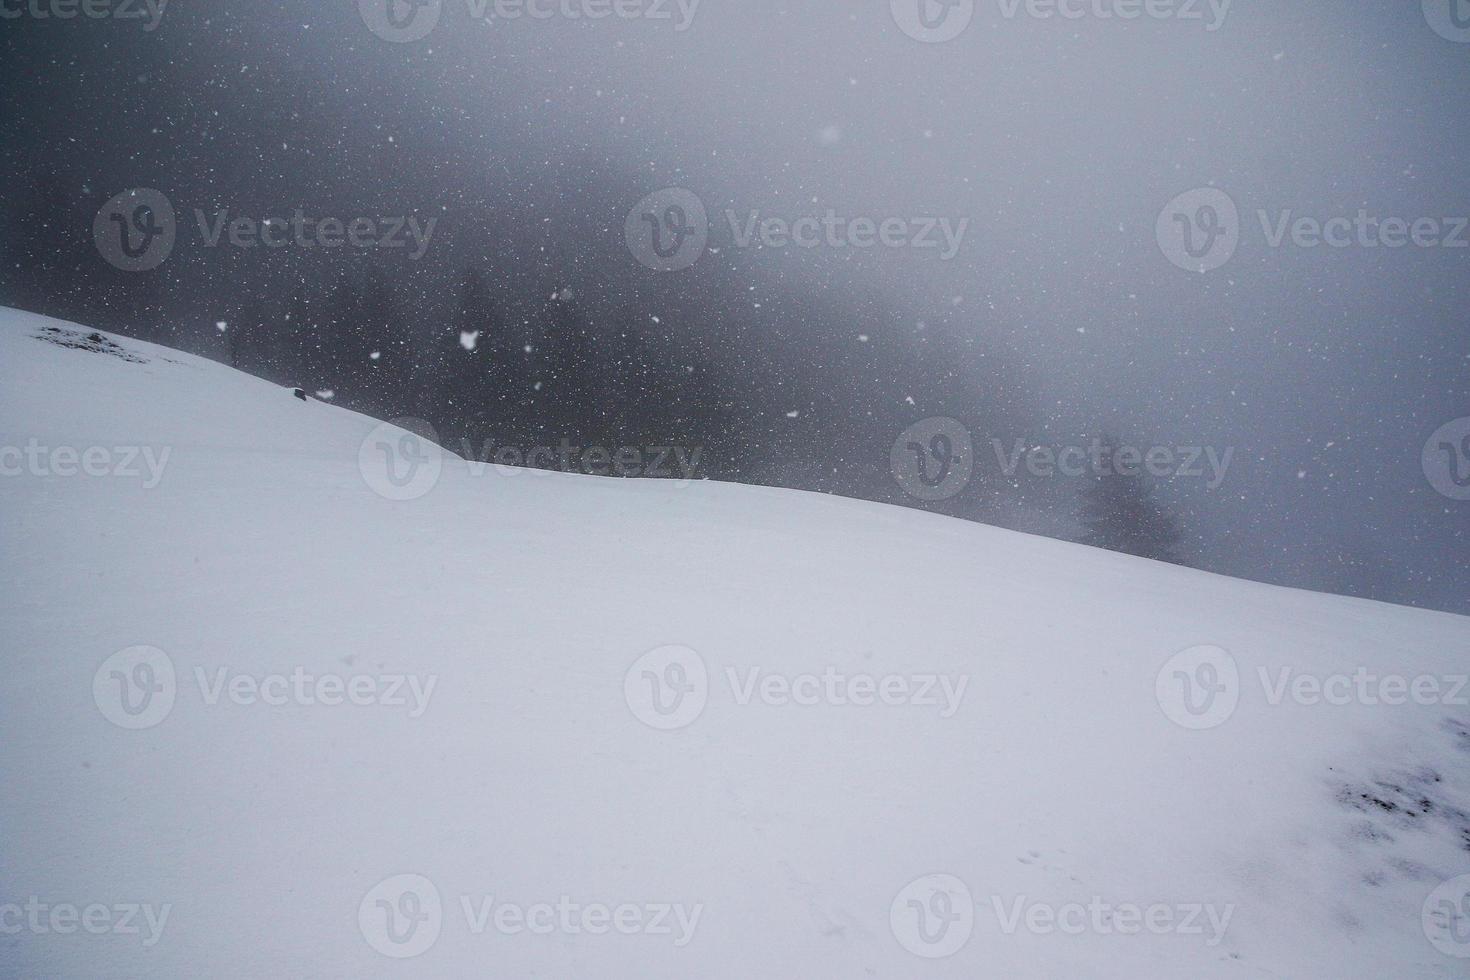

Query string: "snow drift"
[[1, 307, 1468, 978]]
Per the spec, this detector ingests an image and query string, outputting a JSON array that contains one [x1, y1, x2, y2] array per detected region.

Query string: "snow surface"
[[2, 307, 1469, 978]]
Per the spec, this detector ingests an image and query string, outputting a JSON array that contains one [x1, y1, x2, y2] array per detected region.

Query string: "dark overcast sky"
[[2, 1, 1467, 613]]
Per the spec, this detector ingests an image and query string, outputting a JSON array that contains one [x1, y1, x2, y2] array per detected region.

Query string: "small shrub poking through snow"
[[34, 325, 147, 363]]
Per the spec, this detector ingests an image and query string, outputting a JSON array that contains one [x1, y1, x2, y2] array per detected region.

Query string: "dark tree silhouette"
[[1078, 436, 1187, 566]]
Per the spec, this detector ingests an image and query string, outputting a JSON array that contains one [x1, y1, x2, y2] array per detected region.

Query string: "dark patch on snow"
[[1443, 717, 1470, 753], [1345, 819, 1395, 844], [1336, 776, 1439, 820], [1386, 857, 1436, 881], [1336, 770, 1470, 848], [35, 326, 147, 363], [1332, 717, 1470, 888]]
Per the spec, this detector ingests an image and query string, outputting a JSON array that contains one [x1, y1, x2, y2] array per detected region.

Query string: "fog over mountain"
[[2, 0, 1466, 612]]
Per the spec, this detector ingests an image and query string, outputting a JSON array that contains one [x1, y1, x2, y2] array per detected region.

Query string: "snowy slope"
[[2, 307, 1469, 979]]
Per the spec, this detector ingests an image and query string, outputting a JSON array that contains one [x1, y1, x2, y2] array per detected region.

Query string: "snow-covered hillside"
[[2, 307, 1468, 978]]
